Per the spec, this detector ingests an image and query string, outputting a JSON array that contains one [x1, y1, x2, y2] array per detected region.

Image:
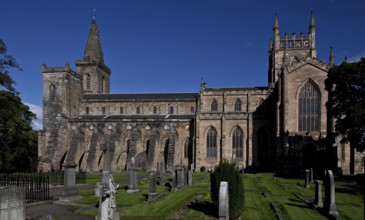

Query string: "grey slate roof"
[[71, 114, 194, 122], [83, 93, 199, 101], [204, 86, 268, 92]]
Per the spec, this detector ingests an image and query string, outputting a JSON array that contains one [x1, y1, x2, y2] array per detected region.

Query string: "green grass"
[[72, 172, 364, 219]]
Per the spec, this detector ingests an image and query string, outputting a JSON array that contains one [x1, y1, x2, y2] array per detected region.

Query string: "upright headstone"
[[305, 169, 310, 188], [310, 168, 314, 182], [148, 171, 157, 202], [324, 170, 339, 217], [187, 170, 193, 186], [175, 165, 185, 188], [313, 180, 323, 208], [59, 163, 81, 202], [219, 181, 229, 220], [127, 157, 139, 193], [171, 170, 177, 191], [95, 171, 119, 220], [0, 186, 25, 220]]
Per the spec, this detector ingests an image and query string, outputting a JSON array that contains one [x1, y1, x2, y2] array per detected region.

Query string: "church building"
[[38, 13, 363, 175]]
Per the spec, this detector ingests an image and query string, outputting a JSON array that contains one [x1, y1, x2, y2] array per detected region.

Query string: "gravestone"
[[305, 169, 310, 188], [219, 181, 229, 220], [59, 163, 81, 202], [310, 168, 314, 182], [324, 170, 339, 217], [175, 165, 185, 188], [171, 171, 177, 191], [148, 171, 157, 202], [95, 171, 119, 220], [187, 170, 193, 186], [0, 186, 25, 220], [127, 157, 139, 193], [313, 180, 323, 208]]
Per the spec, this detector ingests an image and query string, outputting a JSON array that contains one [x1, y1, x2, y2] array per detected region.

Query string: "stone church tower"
[[38, 13, 362, 175]]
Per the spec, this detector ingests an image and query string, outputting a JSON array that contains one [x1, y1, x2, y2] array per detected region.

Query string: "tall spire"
[[329, 46, 334, 66], [83, 17, 104, 64], [309, 11, 315, 28], [273, 13, 280, 50]]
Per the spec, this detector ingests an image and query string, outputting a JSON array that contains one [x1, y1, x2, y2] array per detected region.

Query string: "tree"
[[0, 91, 38, 172], [325, 58, 365, 151], [0, 39, 38, 172], [0, 39, 22, 94], [210, 160, 244, 219]]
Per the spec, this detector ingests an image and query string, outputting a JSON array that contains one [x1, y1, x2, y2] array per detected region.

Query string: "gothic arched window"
[[184, 139, 190, 159], [86, 73, 91, 90], [206, 127, 217, 158], [232, 127, 243, 158], [153, 106, 158, 114], [49, 84, 56, 99], [298, 81, 320, 131], [136, 107, 140, 114], [211, 99, 218, 111], [101, 76, 106, 93], [234, 99, 242, 111], [190, 106, 195, 113]]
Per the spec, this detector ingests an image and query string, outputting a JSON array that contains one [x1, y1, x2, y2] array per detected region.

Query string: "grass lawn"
[[73, 172, 364, 219]]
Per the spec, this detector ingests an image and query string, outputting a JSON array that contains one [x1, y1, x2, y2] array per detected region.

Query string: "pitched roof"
[[83, 93, 199, 102]]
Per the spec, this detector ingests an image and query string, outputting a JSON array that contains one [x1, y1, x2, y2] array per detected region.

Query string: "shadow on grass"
[[187, 201, 217, 218]]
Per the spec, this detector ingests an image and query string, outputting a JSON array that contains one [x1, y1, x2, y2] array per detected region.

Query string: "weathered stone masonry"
[[38, 14, 363, 174]]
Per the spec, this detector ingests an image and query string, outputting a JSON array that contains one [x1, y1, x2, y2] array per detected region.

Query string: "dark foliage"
[[0, 39, 22, 94], [210, 160, 244, 219], [325, 58, 365, 151], [0, 91, 38, 172]]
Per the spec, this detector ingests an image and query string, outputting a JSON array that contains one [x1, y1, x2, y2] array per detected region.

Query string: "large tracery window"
[[206, 127, 217, 158], [298, 81, 320, 131], [232, 127, 243, 159], [211, 99, 218, 111]]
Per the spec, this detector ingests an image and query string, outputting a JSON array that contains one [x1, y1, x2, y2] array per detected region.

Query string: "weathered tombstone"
[[171, 170, 177, 191], [59, 163, 81, 202], [100, 139, 112, 171], [313, 180, 323, 208], [310, 168, 314, 182], [219, 181, 229, 220], [175, 165, 185, 188], [127, 157, 139, 193], [187, 170, 193, 186], [324, 170, 339, 217], [95, 171, 119, 220], [148, 171, 157, 202], [305, 169, 310, 188], [0, 186, 25, 220]]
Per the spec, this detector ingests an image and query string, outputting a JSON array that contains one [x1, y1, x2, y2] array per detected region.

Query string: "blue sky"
[[1, 0, 365, 129]]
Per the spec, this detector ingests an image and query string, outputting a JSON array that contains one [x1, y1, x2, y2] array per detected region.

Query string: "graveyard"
[[13, 169, 362, 220]]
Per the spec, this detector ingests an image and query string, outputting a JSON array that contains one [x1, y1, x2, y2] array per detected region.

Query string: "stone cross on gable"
[[100, 139, 112, 171]]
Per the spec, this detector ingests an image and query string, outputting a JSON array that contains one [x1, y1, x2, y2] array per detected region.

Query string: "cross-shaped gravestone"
[[100, 139, 112, 171]]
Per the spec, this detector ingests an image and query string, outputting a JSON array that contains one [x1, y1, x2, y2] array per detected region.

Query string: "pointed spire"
[[274, 13, 279, 29], [83, 17, 104, 64], [309, 11, 315, 28], [329, 46, 334, 65]]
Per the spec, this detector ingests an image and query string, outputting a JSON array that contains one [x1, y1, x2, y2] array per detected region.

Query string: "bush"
[[210, 160, 244, 219]]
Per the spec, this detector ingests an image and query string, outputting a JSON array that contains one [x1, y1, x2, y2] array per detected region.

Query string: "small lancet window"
[[136, 107, 140, 114], [49, 84, 56, 99], [153, 106, 158, 114], [102, 107, 106, 115], [190, 106, 195, 113], [86, 73, 91, 90], [86, 107, 89, 114], [120, 107, 124, 114], [169, 106, 174, 114], [211, 99, 218, 111], [234, 99, 242, 111]]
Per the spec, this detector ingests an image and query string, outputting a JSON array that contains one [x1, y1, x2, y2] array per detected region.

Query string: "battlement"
[[278, 32, 311, 50], [42, 63, 80, 78]]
